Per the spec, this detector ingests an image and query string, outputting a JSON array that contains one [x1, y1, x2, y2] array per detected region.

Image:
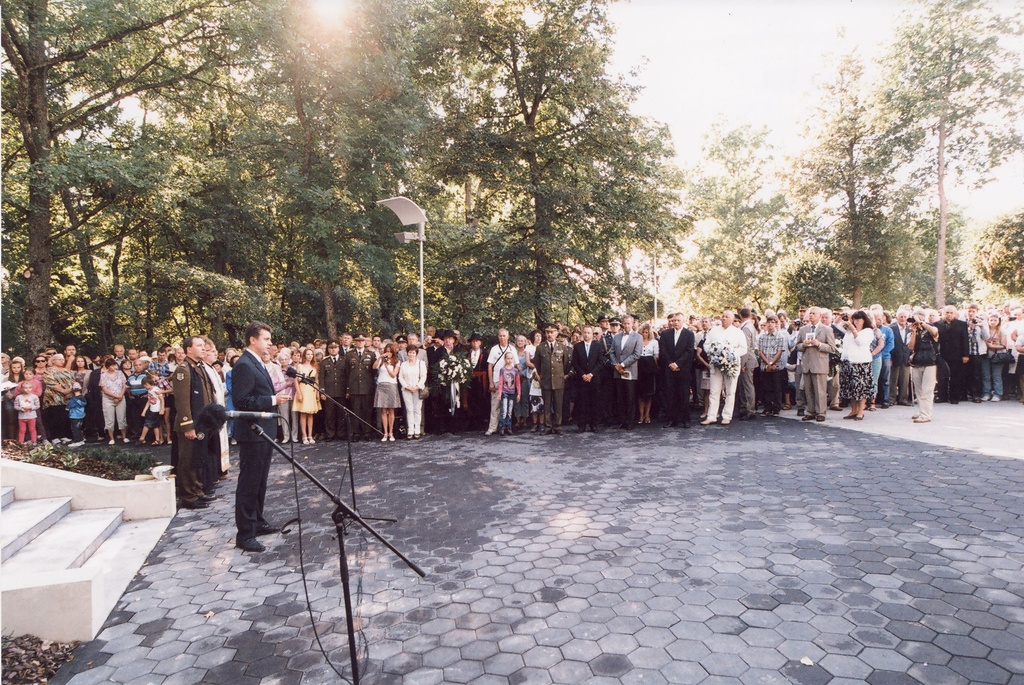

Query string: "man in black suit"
[[231, 321, 290, 553], [572, 325, 606, 432], [659, 312, 696, 427], [890, 309, 913, 405], [935, 305, 970, 404]]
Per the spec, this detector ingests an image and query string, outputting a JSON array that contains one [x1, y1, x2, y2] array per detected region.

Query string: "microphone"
[[285, 366, 315, 385], [224, 409, 280, 421]]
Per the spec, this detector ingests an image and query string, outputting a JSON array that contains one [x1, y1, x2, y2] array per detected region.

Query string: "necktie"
[[549, 343, 554, 353], [585, 343, 590, 357]]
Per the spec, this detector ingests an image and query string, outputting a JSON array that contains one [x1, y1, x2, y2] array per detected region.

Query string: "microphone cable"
[[279, 412, 367, 684]]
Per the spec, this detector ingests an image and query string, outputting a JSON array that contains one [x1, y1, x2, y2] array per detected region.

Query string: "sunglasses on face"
[[35, 359, 46, 364]]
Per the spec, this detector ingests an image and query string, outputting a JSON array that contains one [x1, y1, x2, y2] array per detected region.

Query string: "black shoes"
[[255, 525, 279, 537], [236, 538, 266, 553], [179, 499, 209, 510]]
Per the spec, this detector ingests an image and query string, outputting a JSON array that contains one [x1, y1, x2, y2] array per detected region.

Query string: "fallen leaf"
[[204, 611, 215, 618], [800, 656, 814, 666]]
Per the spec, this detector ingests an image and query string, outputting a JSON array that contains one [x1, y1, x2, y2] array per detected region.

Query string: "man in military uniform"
[[343, 333, 376, 441], [172, 336, 215, 509], [320, 341, 345, 440], [533, 324, 570, 435]]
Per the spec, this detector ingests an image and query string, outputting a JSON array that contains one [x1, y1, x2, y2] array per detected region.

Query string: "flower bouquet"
[[436, 353, 473, 387], [705, 340, 740, 377]]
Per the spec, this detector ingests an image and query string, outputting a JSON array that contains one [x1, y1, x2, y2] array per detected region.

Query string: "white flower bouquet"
[[436, 354, 473, 387], [706, 340, 740, 377]]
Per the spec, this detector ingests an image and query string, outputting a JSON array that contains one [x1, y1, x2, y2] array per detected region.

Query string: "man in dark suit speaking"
[[231, 321, 290, 552]]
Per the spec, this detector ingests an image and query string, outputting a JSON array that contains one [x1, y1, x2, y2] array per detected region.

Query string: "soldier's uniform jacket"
[[172, 357, 213, 432], [343, 348, 377, 396], [534, 341, 570, 391], [320, 355, 345, 396]]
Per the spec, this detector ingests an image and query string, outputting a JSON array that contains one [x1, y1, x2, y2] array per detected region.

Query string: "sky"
[[605, 0, 1024, 224]]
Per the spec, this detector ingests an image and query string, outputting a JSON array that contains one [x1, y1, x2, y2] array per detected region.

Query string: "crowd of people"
[[3, 299, 1021, 455]]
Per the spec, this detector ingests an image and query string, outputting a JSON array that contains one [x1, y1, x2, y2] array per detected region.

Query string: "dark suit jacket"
[[230, 349, 277, 443], [936, 319, 969, 360], [658, 328, 695, 375], [572, 340, 606, 382], [172, 358, 211, 433], [890, 322, 912, 366]]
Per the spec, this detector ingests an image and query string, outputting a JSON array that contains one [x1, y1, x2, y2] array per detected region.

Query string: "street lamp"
[[377, 196, 427, 341]]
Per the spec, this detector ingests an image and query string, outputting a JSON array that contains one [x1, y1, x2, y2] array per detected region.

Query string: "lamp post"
[[377, 197, 427, 341]]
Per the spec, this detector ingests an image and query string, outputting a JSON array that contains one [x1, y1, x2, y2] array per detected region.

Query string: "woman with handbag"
[[398, 345, 428, 439], [983, 314, 1011, 401], [908, 313, 939, 424]]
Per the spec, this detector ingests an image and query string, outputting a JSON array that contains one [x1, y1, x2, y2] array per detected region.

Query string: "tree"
[[771, 251, 845, 314], [878, 0, 1024, 307], [677, 124, 798, 313], [972, 211, 1024, 295], [793, 53, 917, 308], [2, 0, 235, 350], [418, 0, 684, 328]]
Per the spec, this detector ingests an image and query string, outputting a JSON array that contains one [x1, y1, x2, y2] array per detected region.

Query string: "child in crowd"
[[138, 375, 165, 445], [497, 351, 521, 436], [14, 381, 40, 445], [529, 361, 544, 433], [21, 367, 47, 443], [156, 373, 173, 443], [67, 382, 87, 447]]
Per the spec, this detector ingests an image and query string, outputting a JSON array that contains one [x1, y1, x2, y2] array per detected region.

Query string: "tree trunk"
[[320, 280, 337, 341], [852, 285, 862, 310], [19, 0, 55, 352], [935, 113, 948, 308]]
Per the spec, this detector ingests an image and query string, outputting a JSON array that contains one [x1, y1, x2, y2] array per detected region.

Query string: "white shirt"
[[841, 328, 874, 364], [398, 359, 427, 390], [488, 343, 514, 385], [705, 324, 748, 359]]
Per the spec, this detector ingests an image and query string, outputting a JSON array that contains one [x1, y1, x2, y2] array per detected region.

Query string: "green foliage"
[[972, 211, 1024, 295], [771, 251, 846, 315], [793, 54, 918, 308], [677, 124, 796, 313], [878, 0, 1024, 304], [418, 0, 685, 327], [890, 208, 975, 308]]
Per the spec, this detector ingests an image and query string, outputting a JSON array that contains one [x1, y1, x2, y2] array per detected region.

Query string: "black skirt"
[[638, 356, 658, 398]]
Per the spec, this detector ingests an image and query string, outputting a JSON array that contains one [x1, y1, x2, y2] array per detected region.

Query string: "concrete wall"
[[1, 459, 175, 520]]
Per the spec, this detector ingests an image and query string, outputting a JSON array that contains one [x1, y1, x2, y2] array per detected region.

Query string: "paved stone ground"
[[52, 415, 1024, 685]]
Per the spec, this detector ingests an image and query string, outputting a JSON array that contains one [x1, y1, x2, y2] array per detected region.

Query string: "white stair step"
[[3, 508, 123, 573], [81, 518, 172, 617], [1, 486, 14, 508], [0, 497, 72, 561]]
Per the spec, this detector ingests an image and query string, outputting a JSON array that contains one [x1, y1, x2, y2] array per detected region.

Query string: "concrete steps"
[[1, 460, 176, 642], [0, 496, 72, 561]]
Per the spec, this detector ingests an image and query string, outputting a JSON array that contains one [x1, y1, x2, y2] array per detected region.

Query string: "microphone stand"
[[242, 421, 425, 685], [292, 372, 395, 524]]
